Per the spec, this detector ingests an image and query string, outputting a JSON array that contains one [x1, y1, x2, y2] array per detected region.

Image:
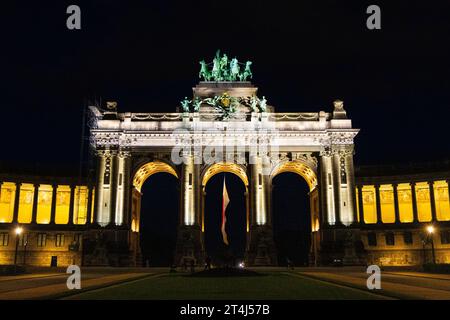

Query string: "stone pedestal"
[[245, 225, 277, 266], [174, 225, 204, 267]]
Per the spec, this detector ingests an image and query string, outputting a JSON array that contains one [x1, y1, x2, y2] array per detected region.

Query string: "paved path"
[[0, 272, 153, 299], [297, 270, 450, 299]]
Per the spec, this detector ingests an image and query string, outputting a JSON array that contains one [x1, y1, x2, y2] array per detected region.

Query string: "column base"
[[245, 225, 277, 266]]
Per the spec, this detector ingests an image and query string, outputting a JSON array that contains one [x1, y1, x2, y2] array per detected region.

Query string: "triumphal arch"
[[88, 52, 359, 266]]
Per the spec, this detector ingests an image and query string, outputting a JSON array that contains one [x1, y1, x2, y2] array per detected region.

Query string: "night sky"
[[2, 1, 450, 265]]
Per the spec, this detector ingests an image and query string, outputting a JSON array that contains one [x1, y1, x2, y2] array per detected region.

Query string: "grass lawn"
[[65, 272, 386, 300]]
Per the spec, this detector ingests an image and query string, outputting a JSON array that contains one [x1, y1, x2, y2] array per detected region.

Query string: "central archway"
[[270, 160, 319, 266], [201, 163, 249, 266]]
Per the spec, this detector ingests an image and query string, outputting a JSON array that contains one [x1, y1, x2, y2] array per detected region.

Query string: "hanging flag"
[[221, 176, 230, 245]]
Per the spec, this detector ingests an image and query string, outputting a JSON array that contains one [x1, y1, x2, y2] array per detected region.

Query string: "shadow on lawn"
[[187, 267, 266, 277]]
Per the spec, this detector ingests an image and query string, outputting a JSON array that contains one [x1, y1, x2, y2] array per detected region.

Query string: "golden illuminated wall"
[[415, 182, 432, 222], [398, 183, 414, 223], [0, 182, 16, 223], [73, 186, 88, 225], [434, 180, 450, 221], [380, 184, 395, 223], [55, 185, 71, 224], [362, 185, 377, 224], [17, 183, 35, 223], [36, 185, 52, 224]]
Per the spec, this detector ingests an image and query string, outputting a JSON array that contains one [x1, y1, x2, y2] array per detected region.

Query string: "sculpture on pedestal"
[[199, 50, 253, 82]]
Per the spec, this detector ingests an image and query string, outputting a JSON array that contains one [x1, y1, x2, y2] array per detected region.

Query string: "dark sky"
[[1, 0, 450, 169]]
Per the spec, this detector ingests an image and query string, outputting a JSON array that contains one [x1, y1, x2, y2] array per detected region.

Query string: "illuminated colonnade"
[[0, 181, 94, 225], [356, 180, 450, 225]]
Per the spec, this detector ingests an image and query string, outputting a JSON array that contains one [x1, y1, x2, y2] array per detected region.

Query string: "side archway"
[[131, 160, 180, 266]]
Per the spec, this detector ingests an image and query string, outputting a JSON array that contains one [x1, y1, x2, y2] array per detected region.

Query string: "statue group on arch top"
[[199, 50, 253, 82], [180, 93, 267, 117]]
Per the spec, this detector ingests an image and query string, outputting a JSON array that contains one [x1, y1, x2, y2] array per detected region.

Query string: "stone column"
[[410, 182, 419, 223], [246, 155, 276, 266], [428, 181, 437, 222], [50, 184, 58, 225], [114, 151, 131, 226], [12, 182, 21, 223], [357, 185, 365, 225], [375, 184, 382, 224], [68, 185, 75, 225], [331, 152, 342, 225], [447, 180, 450, 209], [95, 150, 115, 227], [86, 185, 94, 225], [31, 184, 39, 224], [319, 152, 336, 225], [245, 190, 250, 232], [175, 153, 203, 266], [250, 155, 268, 226], [109, 150, 119, 226], [181, 154, 196, 226], [340, 148, 356, 226], [393, 183, 400, 224], [201, 190, 206, 232]]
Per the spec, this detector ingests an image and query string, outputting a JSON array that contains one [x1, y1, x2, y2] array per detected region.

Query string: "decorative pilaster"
[[393, 183, 400, 224], [428, 181, 437, 222], [31, 184, 39, 224]]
